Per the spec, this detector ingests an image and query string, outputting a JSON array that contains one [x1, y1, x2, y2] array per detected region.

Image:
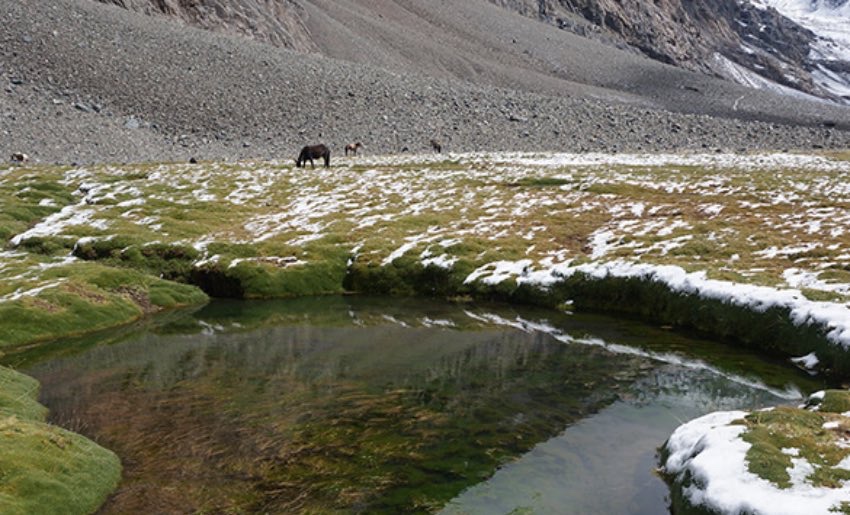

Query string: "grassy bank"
[[3, 152, 850, 374], [0, 365, 121, 514]]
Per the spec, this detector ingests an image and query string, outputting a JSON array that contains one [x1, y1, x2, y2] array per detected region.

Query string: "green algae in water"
[[16, 297, 822, 514]]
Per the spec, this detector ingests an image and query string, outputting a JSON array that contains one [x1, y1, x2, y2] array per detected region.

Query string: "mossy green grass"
[[0, 365, 121, 515]]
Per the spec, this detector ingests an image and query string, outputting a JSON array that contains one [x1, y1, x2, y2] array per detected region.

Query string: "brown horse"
[[345, 142, 363, 156], [296, 144, 331, 168], [430, 139, 442, 153]]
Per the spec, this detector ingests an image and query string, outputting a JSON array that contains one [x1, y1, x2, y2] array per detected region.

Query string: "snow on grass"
[[0, 279, 67, 302], [5, 151, 850, 351], [791, 352, 820, 371], [459, 258, 850, 349], [784, 268, 850, 295], [10, 202, 101, 245], [663, 406, 850, 515], [228, 256, 304, 269]]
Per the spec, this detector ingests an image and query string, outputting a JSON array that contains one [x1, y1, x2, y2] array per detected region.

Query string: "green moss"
[[819, 391, 850, 414], [15, 236, 76, 256], [0, 264, 206, 348], [0, 366, 46, 422], [742, 405, 850, 490], [0, 365, 121, 515], [801, 288, 846, 303]]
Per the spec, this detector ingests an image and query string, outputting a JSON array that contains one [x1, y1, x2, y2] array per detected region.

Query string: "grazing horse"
[[345, 142, 363, 156], [296, 144, 331, 168], [430, 139, 442, 153]]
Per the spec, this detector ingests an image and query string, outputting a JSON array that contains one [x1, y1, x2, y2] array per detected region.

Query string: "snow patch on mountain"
[[752, 0, 850, 99], [712, 52, 825, 103]]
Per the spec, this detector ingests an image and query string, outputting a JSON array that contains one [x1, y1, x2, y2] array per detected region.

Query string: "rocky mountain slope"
[[96, 0, 850, 103], [494, 0, 850, 102], [3, 0, 850, 164]]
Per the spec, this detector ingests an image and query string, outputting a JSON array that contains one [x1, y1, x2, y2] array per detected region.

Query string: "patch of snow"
[[700, 204, 725, 217], [791, 352, 820, 370], [11, 202, 103, 245], [117, 198, 145, 207], [836, 454, 850, 470], [228, 256, 303, 269], [755, 243, 821, 259], [785, 268, 850, 295], [193, 254, 221, 268], [713, 52, 827, 102], [421, 317, 455, 328], [381, 314, 410, 327], [663, 410, 850, 514], [422, 254, 458, 269], [588, 229, 618, 259], [1, 279, 67, 302], [786, 456, 816, 489], [465, 260, 533, 286], [657, 220, 691, 237]]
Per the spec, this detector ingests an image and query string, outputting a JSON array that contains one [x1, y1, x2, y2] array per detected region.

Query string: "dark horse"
[[430, 139, 442, 153], [296, 144, 331, 168]]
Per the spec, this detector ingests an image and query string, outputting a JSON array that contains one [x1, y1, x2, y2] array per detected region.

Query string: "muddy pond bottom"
[[13, 297, 820, 514]]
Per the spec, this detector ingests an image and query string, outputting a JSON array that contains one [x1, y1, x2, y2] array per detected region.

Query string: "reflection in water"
[[441, 367, 781, 515], [19, 297, 819, 514]]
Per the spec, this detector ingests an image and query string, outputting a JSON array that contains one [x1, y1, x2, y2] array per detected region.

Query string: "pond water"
[[6, 297, 823, 514]]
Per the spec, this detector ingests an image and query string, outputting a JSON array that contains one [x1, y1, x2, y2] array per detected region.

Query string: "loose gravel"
[[2, 0, 849, 164]]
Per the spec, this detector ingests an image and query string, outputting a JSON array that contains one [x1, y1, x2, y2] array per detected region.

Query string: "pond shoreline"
[[15, 296, 816, 514], [4, 258, 847, 379]]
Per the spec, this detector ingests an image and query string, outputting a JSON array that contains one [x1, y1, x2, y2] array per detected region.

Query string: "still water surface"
[[8, 297, 821, 514]]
